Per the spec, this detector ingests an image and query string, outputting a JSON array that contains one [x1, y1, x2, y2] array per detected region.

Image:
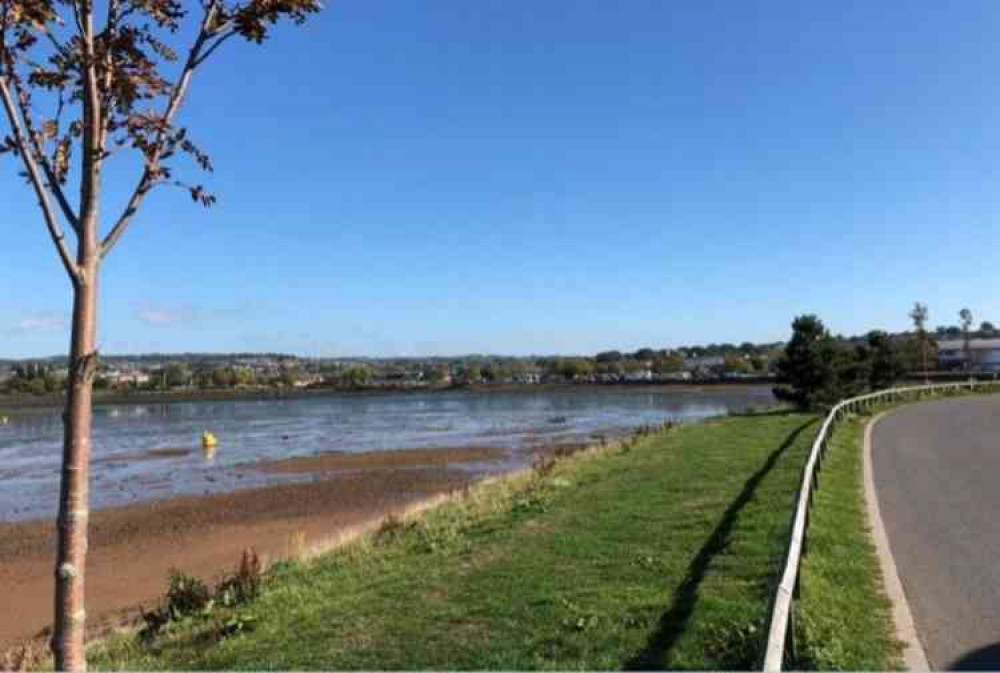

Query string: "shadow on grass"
[[624, 418, 817, 670]]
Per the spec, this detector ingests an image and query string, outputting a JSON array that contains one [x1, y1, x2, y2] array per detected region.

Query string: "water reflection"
[[0, 386, 776, 520]]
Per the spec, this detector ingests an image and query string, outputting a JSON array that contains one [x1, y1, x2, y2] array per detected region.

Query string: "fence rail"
[[762, 379, 1000, 671]]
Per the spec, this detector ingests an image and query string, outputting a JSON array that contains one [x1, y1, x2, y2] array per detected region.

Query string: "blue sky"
[[3, 1, 1000, 358]]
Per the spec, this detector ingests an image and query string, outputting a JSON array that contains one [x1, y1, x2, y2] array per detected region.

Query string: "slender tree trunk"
[[53, 244, 99, 672]]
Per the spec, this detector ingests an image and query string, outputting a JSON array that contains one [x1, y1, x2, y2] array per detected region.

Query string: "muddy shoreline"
[[0, 444, 526, 649]]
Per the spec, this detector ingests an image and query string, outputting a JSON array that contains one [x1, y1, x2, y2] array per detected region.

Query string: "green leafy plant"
[[165, 570, 213, 621]]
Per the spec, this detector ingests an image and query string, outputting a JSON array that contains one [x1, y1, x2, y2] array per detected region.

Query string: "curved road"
[[873, 395, 1000, 670]]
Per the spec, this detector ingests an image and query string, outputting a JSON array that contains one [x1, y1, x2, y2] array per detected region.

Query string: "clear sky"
[[3, 1, 999, 358]]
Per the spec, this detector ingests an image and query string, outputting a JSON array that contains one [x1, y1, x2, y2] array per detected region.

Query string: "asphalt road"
[[873, 395, 1000, 670]]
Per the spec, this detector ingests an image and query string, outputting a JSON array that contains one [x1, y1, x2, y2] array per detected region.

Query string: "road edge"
[[863, 410, 931, 671]]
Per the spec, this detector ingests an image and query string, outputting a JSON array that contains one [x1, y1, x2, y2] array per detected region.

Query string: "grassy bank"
[[793, 413, 902, 670], [90, 412, 816, 671]]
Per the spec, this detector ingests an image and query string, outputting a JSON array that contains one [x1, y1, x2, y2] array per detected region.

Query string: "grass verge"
[[792, 412, 903, 670], [89, 411, 817, 671]]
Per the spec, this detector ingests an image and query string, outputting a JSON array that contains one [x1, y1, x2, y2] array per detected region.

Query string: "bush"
[[139, 549, 263, 643], [165, 570, 213, 619], [774, 316, 890, 409]]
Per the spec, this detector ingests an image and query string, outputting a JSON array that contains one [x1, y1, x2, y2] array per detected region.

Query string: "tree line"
[[774, 303, 991, 410]]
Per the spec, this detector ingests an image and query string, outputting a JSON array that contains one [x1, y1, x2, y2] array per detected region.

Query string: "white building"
[[938, 339, 1000, 372]]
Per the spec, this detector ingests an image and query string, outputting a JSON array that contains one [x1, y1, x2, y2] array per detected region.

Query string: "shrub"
[[165, 570, 213, 619], [138, 550, 263, 644]]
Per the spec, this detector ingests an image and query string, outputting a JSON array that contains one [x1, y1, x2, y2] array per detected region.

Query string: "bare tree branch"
[[0, 75, 81, 283]]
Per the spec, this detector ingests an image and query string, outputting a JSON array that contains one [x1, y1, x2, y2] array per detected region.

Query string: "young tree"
[[909, 302, 930, 382], [773, 315, 839, 409], [960, 308, 974, 370], [0, 2, 320, 669]]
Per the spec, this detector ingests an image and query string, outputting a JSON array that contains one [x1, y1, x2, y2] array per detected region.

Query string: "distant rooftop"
[[938, 339, 1000, 351]]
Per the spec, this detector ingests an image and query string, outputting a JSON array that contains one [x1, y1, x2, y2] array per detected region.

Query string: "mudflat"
[[0, 446, 501, 648]]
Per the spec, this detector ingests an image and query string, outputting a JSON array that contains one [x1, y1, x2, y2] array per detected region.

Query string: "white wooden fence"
[[762, 379, 1000, 671]]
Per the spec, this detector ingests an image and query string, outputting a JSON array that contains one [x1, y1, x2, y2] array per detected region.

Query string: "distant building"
[[938, 339, 1000, 372], [683, 356, 725, 378], [293, 373, 324, 388], [104, 370, 150, 386]]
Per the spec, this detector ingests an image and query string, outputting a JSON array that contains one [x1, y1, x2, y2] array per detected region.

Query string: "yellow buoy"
[[201, 431, 218, 449]]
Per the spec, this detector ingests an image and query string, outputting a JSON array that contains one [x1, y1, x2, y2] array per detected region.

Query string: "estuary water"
[[0, 385, 776, 521]]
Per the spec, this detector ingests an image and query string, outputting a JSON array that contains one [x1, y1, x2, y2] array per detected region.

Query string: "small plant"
[[216, 612, 258, 639], [704, 618, 762, 669], [558, 598, 600, 632], [633, 553, 657, 570], [553, 444, 580, 459], [0, 640, 42, 672], [416, 522, 465, 554], [512, 484, 550, 515], [137, 605, 171, 645], [618, 608, 650, 630], [533, 455, 558, 478], [288, 530, 309, 560], [217, 548, 263, 607], [165, 570, 213, 620], [374, 514, 418, 545], [138, 551, 264, 645]]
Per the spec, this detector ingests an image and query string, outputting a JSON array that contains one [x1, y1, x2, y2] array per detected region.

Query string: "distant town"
[[3, 321, 998, 398]]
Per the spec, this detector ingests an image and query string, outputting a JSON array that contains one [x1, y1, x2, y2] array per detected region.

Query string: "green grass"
[[91, 411, 817, 671], [793, 413, 903, 670]]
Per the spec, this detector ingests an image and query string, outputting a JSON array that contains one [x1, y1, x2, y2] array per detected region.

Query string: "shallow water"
[[0, 386, 775, 521]]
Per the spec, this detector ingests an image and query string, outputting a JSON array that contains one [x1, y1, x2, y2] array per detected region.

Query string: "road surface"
[[873, 395, 1000, 670]]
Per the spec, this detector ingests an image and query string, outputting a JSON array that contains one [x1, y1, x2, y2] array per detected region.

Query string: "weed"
[[415, 521, 465, 554], [532, 455, 557, 478], [511, 483, 550, 514], [215, 612, 258, 639], [138, 549, 263, 645], [703, 618, 761, 669], [217, 548, 262, 606], [559, 598, 600, 632], [287, 530, 308, 560], [0, 640, 42, 672], [374, 514, 418, 545], [165, 570, 213, 619], [137, 606, 171, 644], [633, 553, 657, 570], [618, 608, 651, 630]]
